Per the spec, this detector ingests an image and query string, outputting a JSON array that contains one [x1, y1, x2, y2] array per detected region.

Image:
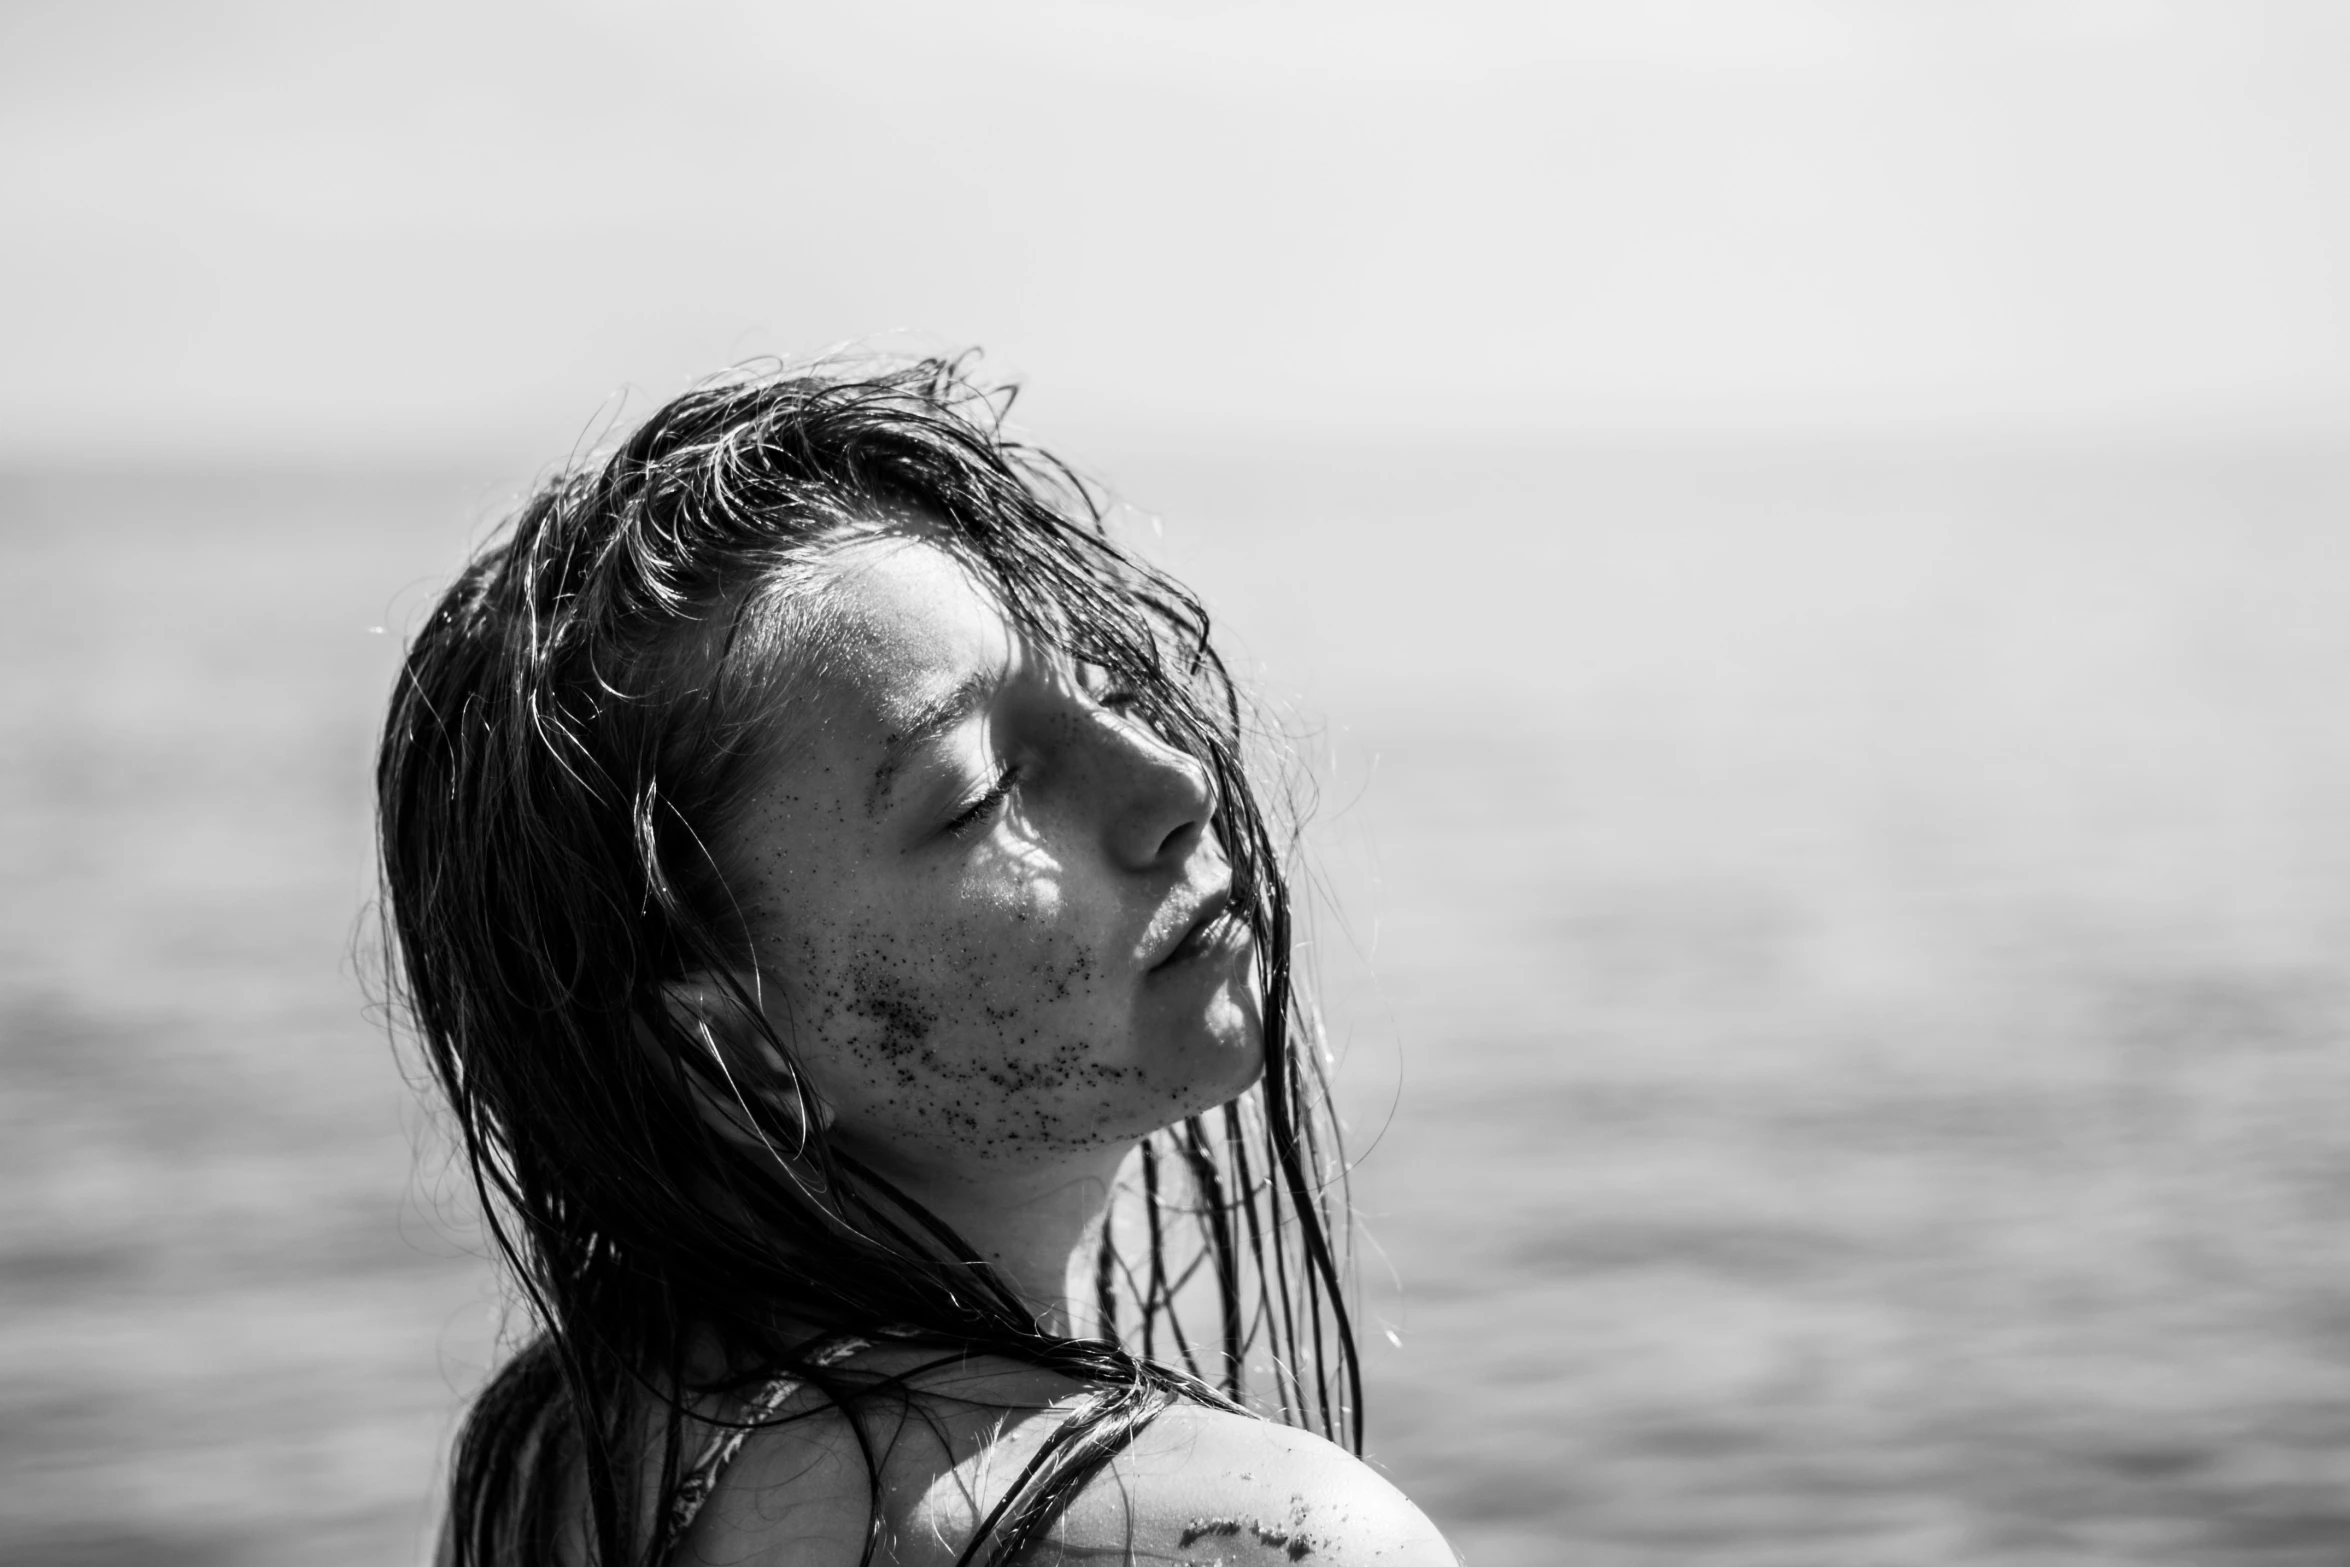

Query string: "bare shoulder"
[[1056, 1400, 1459, 1567], [700, 1351, 1455, 1567]]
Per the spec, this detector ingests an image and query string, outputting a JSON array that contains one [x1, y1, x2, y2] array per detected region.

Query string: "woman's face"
[[714, 531, 1263, 1184]]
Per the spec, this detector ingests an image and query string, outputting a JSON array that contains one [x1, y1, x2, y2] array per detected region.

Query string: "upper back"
[[669, 1347, 1456, 1567]]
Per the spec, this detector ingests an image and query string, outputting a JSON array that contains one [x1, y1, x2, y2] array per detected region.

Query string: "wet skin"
[[652, 532, 1460, 1567], [705, 531, 1264, 1198]]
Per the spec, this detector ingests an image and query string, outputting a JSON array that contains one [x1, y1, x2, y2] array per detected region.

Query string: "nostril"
[[1118, 749, 1216, 870], [1097, 705, 1218, 867], [1154, 816, 1205, 863]]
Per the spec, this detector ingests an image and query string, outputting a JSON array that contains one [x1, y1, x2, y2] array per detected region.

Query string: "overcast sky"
[[3, 0, 2345, 461]]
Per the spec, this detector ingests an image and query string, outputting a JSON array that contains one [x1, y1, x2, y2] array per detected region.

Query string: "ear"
[[657, 974, 836, 1157]]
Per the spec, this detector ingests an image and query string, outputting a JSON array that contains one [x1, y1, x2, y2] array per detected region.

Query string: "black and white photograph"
[[3, 5, 2347, 1565]]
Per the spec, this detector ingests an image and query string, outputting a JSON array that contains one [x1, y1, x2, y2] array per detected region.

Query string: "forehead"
[[802, 533, 1013, 720], [743, 533, 1016, 819]]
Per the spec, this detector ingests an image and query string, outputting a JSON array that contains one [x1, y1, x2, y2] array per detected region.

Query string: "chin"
[[1156, 980, 1268, 1122]]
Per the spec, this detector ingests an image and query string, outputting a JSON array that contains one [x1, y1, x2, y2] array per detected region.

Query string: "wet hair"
[[376, 357, 1358, 1567]]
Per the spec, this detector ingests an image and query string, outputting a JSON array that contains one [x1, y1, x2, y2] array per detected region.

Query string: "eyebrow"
[[865, 669, 1001, 817]]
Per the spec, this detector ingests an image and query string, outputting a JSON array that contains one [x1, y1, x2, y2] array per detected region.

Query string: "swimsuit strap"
[[660, 1335, 873, 1560]]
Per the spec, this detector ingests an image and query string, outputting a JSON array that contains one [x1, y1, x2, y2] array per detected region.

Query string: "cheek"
[[878, 869, 1099, 1038], [769, 862, 1143, 1155]]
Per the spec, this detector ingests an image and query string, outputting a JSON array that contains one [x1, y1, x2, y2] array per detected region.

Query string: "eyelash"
[[1078, 661, 1141, 712], [945, 763, 1019, 838], [938, 682, 1140, 840]]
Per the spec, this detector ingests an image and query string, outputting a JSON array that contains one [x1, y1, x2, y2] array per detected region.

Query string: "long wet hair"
[[377, 357, 1358, 1567]]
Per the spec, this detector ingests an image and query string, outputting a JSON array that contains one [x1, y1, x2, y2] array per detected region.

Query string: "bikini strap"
[[660, 1335, 873, 1559]]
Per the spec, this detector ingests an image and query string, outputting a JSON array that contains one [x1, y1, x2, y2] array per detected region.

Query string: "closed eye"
[[1076, 659, 1143, 713], [944, 763, 1019, 839]]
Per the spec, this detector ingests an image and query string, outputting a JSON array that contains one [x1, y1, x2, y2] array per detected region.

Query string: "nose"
[[1094, 709, 1218, 871]]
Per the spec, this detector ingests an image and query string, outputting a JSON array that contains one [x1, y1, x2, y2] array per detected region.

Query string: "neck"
[[871, 1142, 1136, 1337]]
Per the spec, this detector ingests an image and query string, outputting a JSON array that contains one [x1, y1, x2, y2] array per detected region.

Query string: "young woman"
[[378, 358, 1456, 1566]]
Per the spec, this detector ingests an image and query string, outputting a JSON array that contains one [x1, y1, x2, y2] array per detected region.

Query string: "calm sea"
[[4, 437, 2346, 1566]]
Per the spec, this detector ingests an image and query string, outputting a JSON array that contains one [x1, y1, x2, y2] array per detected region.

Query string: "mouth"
[[1150, 886, 1246, 972]]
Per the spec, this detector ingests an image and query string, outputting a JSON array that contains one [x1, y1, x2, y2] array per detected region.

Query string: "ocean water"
[[2, 438, 2346, 1565]]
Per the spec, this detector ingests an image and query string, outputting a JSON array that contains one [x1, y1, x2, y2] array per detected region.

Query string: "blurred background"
[[4, 3, 2348, 1564]]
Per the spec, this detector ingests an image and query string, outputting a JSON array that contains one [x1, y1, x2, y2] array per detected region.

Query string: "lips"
[[1150, 886, 1242, 971]]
